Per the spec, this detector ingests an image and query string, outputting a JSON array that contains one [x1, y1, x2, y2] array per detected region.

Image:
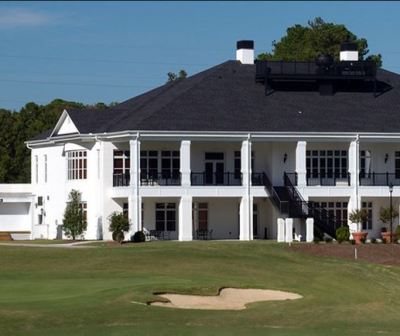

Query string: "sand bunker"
[[150, 288, 302, 310]]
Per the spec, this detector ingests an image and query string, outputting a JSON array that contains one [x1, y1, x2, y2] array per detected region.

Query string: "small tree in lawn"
[[109, 212, 130, 244], [349, 209, 368, 232], [380, 207, 399, 231], [63, 190, 87, 240]]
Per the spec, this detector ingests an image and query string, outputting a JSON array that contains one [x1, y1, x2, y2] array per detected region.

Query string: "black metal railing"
[[285, 173, 298, 186], [113, 173, 130, 187], [191, 172, 242, 186], [256, 60, 377, 82], [251, 172, 266, 186], [307, 173, 351, 186], [283, 172, 341, 238], [253, 172, 290, 214], [140, 172, 181, 186], [359, 172, 400, 186]]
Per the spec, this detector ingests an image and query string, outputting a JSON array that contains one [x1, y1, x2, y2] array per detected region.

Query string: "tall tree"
[[257, 17, 382, 66], [167, 69, 188, 83]]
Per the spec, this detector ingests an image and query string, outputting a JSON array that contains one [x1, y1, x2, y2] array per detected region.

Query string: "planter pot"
[[352, 232, 368, 245], [381, 231, 395, 243]]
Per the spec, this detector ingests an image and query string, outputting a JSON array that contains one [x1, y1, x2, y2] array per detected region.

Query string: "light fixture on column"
[[283, 153, 287, 163], [385, 153, 389, 163]]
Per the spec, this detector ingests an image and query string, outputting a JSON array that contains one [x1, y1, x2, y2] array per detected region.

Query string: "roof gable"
[[51, 110, 80, 137]]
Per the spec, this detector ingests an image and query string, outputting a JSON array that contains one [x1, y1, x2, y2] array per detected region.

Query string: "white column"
[[348, 139, 359, 187], [306, 218, 314, 242], [277, 218, 285, 242], [240, 138, 253, 241], [348, 137, 361, 234], [128, 138, 141, 239], [296, 141, 307, 187], [178, 196, 193, 241], [240, 196, 252, 240], [241, 139, 252, 187], [180, 140, 191, 187], [285, 218, 293, 243]]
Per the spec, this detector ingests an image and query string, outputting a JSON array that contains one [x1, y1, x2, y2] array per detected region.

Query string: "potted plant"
[[349, 209, 368, 245], [379, 207, 399, 243], [109, 211, 130, 244]]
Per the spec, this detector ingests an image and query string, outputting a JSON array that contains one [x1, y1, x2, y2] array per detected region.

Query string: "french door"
[[205, 152, 224, 185]]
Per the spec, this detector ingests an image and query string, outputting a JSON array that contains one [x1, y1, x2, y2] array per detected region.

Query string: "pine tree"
[[62, 190, 87, 240]]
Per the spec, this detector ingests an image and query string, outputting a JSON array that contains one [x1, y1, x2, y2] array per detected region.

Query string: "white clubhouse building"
[[1, 41, 400, 241]]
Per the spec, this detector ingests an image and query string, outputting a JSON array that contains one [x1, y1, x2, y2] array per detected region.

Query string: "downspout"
[[248, 133, 252, 239]]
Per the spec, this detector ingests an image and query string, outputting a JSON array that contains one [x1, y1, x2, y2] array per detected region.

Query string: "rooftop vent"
[[236, 40, 254, 64]]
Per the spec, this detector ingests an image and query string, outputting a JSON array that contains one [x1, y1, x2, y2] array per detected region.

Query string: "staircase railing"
[[259, 172, 289, 214], [283, 172, 340, 238]]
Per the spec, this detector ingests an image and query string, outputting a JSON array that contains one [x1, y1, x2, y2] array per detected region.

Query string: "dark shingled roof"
[[30, 60, 400, 141]]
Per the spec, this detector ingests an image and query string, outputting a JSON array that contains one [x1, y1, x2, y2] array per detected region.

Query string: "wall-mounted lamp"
[[385, 153, 389, 163], [283, 153, 288, 163]]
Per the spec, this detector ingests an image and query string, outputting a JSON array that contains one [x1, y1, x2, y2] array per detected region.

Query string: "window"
[[35, 155, 38, 183], [253, 203, 258, 237], [38, 214, 43, 225], [306, 150, 348, 179], [312, 201, 348, 226], [395, 152, 400, 179], [362, 202, 373, 230], [113, 150, 130, 176], [161, 151, 180, 179], [155, 203, 176, 231], [123, 203, 129, 218], [37, 196, 43, 206], [140, 151, 158, 179], [44, 155, 47, 183], [67, 151, 87, 180], [360, 150, 372, 178], [79, 202, 87, 223], [198, 203, 208, 230], [234, 151, 255, 178]]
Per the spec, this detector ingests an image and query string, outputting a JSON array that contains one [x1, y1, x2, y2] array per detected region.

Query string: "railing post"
[[386, 172, 389, 186], [373, 172, 375, 185]]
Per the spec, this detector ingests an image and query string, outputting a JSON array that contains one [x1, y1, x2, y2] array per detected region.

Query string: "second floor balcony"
[[359, 172, 400, 186], [112, 172, 181, 187], [191, 172, 241, 186], [284, 172, 351, 186]]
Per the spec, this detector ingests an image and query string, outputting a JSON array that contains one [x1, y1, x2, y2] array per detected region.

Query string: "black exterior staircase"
[[257, 172, 341, 238]]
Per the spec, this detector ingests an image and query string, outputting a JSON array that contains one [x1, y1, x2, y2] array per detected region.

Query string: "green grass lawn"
[[0, 240, 78, 245], [1, 241, 400, 336]]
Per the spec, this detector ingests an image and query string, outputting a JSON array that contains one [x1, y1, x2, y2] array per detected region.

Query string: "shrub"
[[396, 225, 400, 239], [314, 226, 324, 241], [132, 231, 146, 243], [109, 212, 130, 244], [324, 237, 333, 243], [371, 238, 377, 244], [350, 239, 356, 245], [313, 237, 320, 244], [360, 237, 366, 244], [336, 226, 350, 243]]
